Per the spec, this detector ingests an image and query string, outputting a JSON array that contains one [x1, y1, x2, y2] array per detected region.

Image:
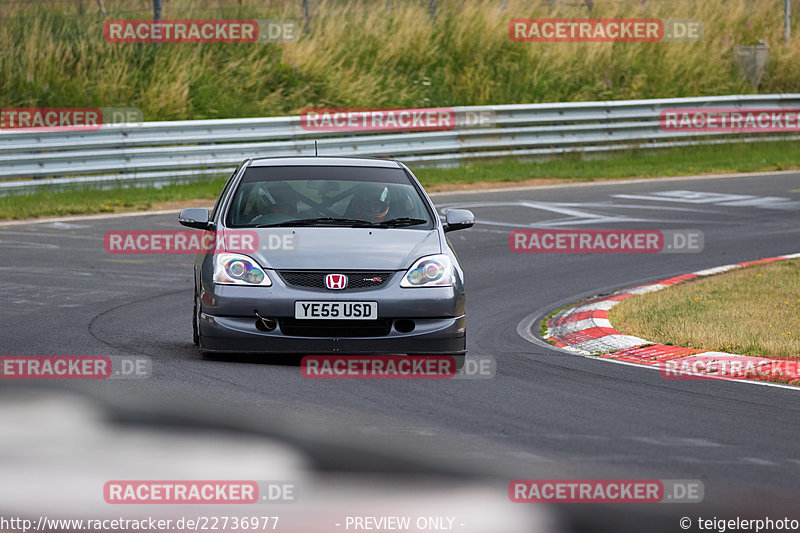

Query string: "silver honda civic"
[[178, 156, 474, 356]]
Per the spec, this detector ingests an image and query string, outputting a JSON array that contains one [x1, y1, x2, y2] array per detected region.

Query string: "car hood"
[[229, 227, 442, 270]]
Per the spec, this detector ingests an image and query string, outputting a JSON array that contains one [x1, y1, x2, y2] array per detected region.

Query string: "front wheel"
[[192, 292, 200, 347], [449, 354, 466, 373]]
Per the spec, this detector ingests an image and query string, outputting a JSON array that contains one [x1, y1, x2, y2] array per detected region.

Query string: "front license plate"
[[295, 301, 378, 320]]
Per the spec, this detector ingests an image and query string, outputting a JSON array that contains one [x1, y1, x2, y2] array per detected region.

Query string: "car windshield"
[[225, 165, 435, 229]]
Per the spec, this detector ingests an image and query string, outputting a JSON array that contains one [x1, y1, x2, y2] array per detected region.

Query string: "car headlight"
[[400, 254, 454, 287], [213, 253, 271, 286]]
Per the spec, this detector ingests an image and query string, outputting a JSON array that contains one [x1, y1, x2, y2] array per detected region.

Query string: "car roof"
[[248, 156, 402, 168]]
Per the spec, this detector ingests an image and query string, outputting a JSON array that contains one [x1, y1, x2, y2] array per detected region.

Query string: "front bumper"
[[198, 273, 467, 355], [200, 314, 466, 354]]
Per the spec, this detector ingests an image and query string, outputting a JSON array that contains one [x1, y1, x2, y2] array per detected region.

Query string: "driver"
[[241, 181, 297, 221], [347, 183, 390, 223], [265, 182, 298, 216]]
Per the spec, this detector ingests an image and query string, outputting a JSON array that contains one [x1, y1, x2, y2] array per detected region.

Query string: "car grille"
[[278, 271, 394, 291], [278, 318, 392, 337]]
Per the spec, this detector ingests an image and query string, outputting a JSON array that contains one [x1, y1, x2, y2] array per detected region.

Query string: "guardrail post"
[[785, 0, 792, 43], [153, 0, 161, 21], [302, 0, 311, 34]]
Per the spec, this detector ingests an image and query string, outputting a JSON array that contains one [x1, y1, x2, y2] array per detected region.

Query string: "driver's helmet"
[[266, 182, 297, 216], [349, 183, 390, 222]]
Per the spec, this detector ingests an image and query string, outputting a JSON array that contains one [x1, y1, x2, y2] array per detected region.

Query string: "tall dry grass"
[[1, 0, 798, 120]]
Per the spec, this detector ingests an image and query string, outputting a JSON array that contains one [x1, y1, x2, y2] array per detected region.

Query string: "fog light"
[[394, 319, 416, 333]]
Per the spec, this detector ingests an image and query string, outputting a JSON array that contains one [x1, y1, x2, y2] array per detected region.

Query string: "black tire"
[[449, 354, 466, 373], [192, 292, 200, 347]]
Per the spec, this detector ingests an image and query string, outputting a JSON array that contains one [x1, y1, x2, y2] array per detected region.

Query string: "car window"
[[211, 163, 244, 222], [225, 166, 434, 228]]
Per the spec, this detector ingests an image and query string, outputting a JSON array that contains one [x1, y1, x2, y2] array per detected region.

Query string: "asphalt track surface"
[[2, 171, 800, 530]]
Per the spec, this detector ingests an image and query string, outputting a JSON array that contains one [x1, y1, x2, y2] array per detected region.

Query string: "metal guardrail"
[[1, 94, 799, 194]]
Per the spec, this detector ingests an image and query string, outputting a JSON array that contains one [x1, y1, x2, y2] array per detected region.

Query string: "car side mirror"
[[178, 208, 212, 230], [443, 209, 475, 233]]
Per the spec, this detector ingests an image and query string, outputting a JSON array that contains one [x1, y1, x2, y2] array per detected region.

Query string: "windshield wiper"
[[256, 217, 428, 228], [256, 217, 377, 228], [374, 217, 428, 227]]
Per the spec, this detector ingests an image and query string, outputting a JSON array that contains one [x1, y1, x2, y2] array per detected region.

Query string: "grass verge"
[[0, 178, 228, 220], [2, 140, 799, 221], [608, 259, 800, 359]]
